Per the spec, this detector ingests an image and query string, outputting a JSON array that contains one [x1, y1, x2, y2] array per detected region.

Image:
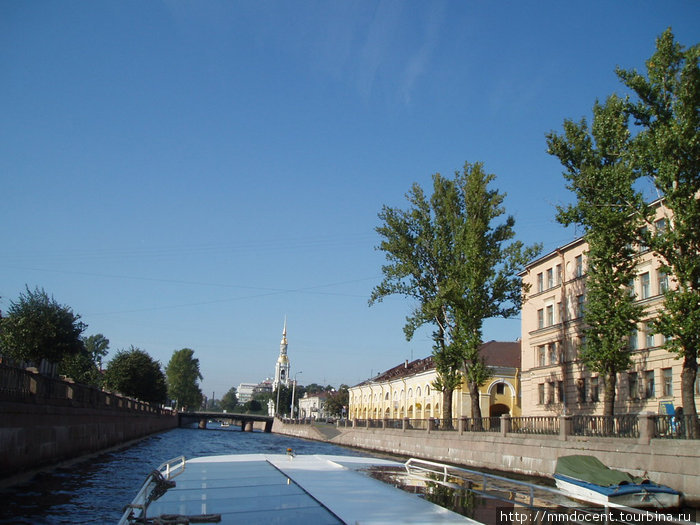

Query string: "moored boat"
[[118, 453, 479, 524], [554, 455, 681, 509]]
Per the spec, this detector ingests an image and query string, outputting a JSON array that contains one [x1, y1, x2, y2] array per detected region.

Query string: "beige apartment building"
[[520, 202, 699, 416]]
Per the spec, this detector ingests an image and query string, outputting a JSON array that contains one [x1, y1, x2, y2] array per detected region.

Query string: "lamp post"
[[291, 371, 302, 419]]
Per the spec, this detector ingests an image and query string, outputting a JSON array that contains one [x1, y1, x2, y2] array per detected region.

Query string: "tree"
[[165, 348, 203, 411], [83, 334, 110, 371], [547, 95, 648, 417], [58, 333, 110, 387], [103, 346, 167, 404], [220, 387, 238, 412], [616, 29, 700, 432], [325, 385, 349, 418], [0, 286, 86, 366], [371, 163, 539, 420]]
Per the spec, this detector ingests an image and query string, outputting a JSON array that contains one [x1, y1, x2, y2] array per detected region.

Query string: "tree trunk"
[[469, 380, 482, 430], [681, 355, 699, 439], [603, 372, 617, 435], [442, 388, 453, 429]]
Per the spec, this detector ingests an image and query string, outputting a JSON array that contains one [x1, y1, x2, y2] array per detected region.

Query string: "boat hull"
[[554, 474, 681, 509]]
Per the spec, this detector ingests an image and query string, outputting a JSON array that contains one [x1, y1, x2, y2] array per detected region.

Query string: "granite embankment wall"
[[273, 419, 700, 505], [0, 366, 178, 480]]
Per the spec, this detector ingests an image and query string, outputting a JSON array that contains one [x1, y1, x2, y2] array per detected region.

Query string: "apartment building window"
[[537, 309, 544, 329], [658, 270, 669, 294], [575, 255, 583, 277], [645, 323, 654, 348], [556, 264, 562, 285], [639, 226, 649, 252], [496, 383, 505, 395], [537, 272, 544, 293], [546, 305, 554, 326], [547, 382, 555, 404], [655, 218, 667, 233], [557, 302, 564, 324], [548, 342, 558, 365], [590, 377, 599, 403], [537, 345, 546, 367], [538, 384, 545, 404], [662, 368, 673, 397], [628, 372, 639, 400], [576, 295, 585, 318], [557, 381, 564, 404], [629, 328, 638, 351], [547, 268, 554, 289], [645, 370, 655, 398], [577, 378, 586, 403], [641, 272, 651, 299]]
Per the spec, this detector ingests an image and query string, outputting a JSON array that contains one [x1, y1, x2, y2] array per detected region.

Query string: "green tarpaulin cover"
[[555, 455, 642, 487]]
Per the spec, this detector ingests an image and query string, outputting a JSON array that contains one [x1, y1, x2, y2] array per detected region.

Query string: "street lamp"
[[291, 371, 302, 419]]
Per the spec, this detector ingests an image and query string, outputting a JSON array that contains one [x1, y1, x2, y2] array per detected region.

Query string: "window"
[[590, 377, 599, 403], [639, 226, 649, 252], [546, 305, 554, 326], [537, 309, 544, 329], [658, 270, 669, 294], [537, 272, 544, 293], [538, 384, 545, 404], [408, 388, 412, 398], [645, 370, 655, 399], [557, 381, 564, 404], [547, 381, 554, 404], [425, 385, 430, 396], [655, 218, 667, 233], [548, 342, 558, 365], [577, 378, 586, 403], [641, 272, 651, 299], [629, 327, 638, 351], [556, 264, 562, 285], [662, 368, 673, 397], [575, 255, 583, 277], [537, 345, 546, 367], [576, 295, 585, 318], [547, 268, 554, 289], [628, 372, 639, 400], [557, 302, 564, 324], [645, 323, 654, 348], [416, 387, 421, 397], [496, 383, 505, 395]]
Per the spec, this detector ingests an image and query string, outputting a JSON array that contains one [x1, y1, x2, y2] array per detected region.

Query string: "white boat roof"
[[121, 453, 479, 524]]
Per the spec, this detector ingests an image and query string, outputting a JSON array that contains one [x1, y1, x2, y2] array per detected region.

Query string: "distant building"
[[348, 341, 521, 420], [237, 383, 258, 403], [298, 392, 330, 420], [273, 319, 291, 390]]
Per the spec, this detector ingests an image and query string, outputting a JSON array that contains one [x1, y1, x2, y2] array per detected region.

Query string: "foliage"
[[325, 385, 349, 418], [243, 399, 262, 413], [220, 387, 238, 412], [165, 348, 203, 411], [58, 333, 110, 387], [0, 286, 86, 365], [547, 95, 648, 416], [82, 334, 110, 370], [371, 162, 539, 419], [103, 346, 168, 404], [617, 28, 700, 427]]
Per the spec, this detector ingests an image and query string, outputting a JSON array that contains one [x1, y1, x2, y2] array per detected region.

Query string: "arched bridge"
[[179, 411, 274, 433]]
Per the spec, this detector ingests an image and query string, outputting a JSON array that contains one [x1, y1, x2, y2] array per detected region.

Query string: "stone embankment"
[[273, 418, 700, 505], [0, 365, 178, 482]]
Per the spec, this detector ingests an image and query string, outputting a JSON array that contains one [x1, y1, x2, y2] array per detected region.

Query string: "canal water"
[[0, 423, 365, 524]]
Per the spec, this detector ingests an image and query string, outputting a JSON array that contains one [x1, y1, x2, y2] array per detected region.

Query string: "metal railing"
[[655, 414, 699, 440], [511, 416, 560, 435], [571, 415, 639, 438]]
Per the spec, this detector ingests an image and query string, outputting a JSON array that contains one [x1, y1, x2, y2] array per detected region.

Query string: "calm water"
[[0, 424, 364, 524]]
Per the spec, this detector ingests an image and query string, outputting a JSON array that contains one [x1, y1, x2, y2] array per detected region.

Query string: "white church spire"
[[274, 317, 290, 390]]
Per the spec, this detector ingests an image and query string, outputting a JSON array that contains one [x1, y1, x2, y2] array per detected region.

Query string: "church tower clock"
[[273, 319, 290, 390]]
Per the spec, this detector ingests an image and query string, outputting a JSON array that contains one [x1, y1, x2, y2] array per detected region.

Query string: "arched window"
[[425, 385, 430, 396], [385, 392, 389, 401], [416, 386, 421, 397], [408, 388, 413, 398]]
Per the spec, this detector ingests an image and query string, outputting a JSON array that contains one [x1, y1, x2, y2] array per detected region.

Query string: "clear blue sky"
[[2, 1, 698, 399]]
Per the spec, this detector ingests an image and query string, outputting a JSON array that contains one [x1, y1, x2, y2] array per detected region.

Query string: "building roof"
[[354, 340, 521, 387]]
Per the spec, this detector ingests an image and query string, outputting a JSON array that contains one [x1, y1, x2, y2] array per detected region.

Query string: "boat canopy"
[[555, 455, 643, 487]]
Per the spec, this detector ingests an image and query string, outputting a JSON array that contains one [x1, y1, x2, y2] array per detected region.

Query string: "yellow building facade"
[[349, 342, 521, 420]]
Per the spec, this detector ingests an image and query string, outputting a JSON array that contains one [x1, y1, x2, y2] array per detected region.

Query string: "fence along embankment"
[[0, 364, 177, 480]]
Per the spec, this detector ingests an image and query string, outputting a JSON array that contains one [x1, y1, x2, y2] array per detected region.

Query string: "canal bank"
[[272, 418, 700, 505]]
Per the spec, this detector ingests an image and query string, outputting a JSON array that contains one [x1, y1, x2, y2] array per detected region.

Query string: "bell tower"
[[273, 318, 290, 390]]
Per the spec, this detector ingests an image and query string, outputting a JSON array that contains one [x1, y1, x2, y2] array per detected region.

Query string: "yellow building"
[[348, 341, 521, 420], [519, 201, 700, 416]]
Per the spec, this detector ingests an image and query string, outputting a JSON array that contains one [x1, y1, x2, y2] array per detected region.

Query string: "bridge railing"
[[0, 363, 168, 415]]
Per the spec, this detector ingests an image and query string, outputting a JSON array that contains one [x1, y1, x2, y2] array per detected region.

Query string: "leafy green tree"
[[58, 333, 110, 387], [0, 286, 86, 366], [325, 385, 349, 418], [244, 399, 262, 413], [104, 346, 167, 404], [617, 29, 700, 430], [220, 387, 238, 412], [273, 384, 292, 416], [83, 334, 110, 370], [165, 348, 203, 411], [547, 95, 648, 417], [371, 163, 539, 420]]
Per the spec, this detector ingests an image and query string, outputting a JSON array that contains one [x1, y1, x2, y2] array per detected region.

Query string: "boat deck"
[[120, 454, 478, 524]]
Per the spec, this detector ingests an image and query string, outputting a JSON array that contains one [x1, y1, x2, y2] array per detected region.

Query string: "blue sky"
[[2, 1, 698, 399]]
